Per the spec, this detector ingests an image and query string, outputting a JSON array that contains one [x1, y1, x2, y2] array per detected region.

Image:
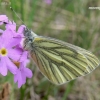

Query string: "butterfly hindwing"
[[30, 36, 99, 85]]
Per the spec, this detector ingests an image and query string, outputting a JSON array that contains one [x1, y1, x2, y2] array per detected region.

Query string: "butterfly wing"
[[30, 36, 100, 85]]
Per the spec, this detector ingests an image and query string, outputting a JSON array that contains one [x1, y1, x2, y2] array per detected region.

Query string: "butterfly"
[[23, 28, 100, 85]]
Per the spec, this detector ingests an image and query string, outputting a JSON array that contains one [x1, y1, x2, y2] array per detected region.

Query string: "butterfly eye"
[[28, 38, 33, 42]]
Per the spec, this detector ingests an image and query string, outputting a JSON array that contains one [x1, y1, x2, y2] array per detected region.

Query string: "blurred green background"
[[0, 0, 100, 100]]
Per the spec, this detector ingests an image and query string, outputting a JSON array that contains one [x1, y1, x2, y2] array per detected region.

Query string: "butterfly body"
[[23, 28, 100, 85], [24, 28, 37, 51]]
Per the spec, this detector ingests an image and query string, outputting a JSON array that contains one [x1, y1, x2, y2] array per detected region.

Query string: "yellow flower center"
[[0, 48, 8, 56]]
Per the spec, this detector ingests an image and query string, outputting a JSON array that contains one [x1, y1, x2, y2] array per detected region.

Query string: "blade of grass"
[[28, 0, 38, 28], [10, 0, 17, 21], [62, 80, 75, 100], [20, 0, 24, 21], [20, 86, 26, 100]]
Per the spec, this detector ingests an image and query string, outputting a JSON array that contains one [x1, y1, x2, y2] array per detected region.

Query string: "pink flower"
[[0, 31, 22, 76], [0, 15, 33, 88], [0, 15, 8, 25], [5, 21, 16, 31], [17, 25, 26, 48], [17, 25, 26, 34], [14, 52, 33, 88], [44, 0, 52, 5]]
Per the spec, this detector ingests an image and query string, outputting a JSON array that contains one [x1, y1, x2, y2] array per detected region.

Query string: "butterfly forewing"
[[30, 36, 100, 85]]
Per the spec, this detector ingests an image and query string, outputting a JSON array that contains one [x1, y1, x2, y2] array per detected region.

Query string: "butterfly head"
[[23, 27, 37, 42], [23, 27, 37, 50], [24, 27, 32, 38]]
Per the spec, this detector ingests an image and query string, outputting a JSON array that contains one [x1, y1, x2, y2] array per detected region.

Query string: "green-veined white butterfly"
[[23, 28, 100, 85]]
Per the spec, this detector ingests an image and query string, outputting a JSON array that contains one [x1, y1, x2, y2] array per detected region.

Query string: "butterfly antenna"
[[10, 7, 27, 27]]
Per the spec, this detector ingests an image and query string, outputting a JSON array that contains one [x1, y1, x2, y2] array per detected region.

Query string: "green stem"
[[62, 80, 75, 100], [20, 0, 24, 21], [20, 87, 25, 100]]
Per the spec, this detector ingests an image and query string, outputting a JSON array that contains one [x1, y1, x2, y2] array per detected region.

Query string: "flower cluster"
[[0, 15, 32, 88]]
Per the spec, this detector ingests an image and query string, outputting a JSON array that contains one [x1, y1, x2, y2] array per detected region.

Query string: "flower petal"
[[14, 69, 19, 83], [0, 15, 8, 25], [1, 30, 13, 46], [0, 22, 3, 25], [14, 68, 26, 88], [6, 57, 17, 74], [17, 25, 26, 34], [0, 57, 7, 76], [5, 21, 16, 31], [17, 72, 23, 88], [8, 48, 22, 61], [20, 51, 28, 62], [18, 77, 23, 88], [14, 69, 23, 88], [21, 72, 26, 85], [3, 29, 14, 38], [0, 15, 8, 21], [7, 35, 21, 48], [24, 67, 33, 78]]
